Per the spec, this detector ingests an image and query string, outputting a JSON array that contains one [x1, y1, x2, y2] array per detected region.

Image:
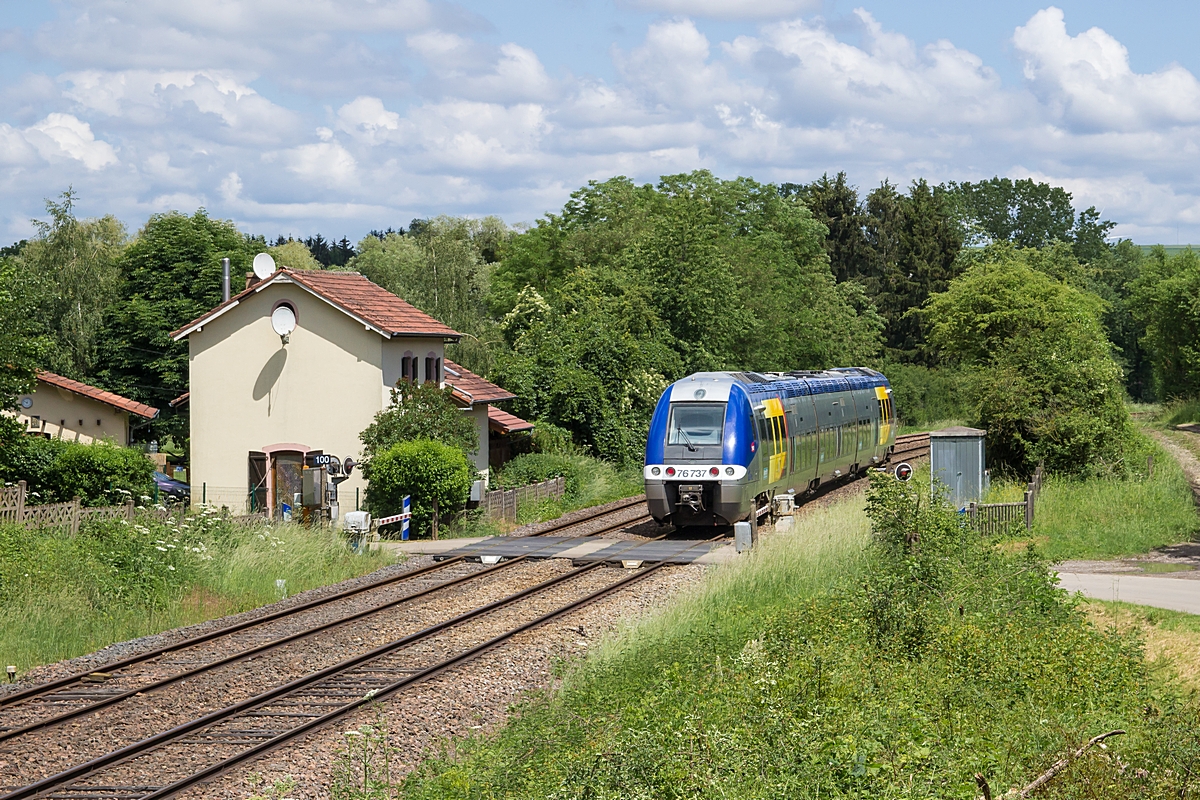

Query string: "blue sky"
[[1, 1, 1199, 244]]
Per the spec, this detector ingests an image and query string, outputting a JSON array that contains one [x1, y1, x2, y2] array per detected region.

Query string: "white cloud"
[[620, 0, 819, 19], [24, 113, 118, 170], [279, 141, 358, 187], [5, 4, 1200, 242], [336, 97, 402, 145], [1013, 7, 1200, 131]]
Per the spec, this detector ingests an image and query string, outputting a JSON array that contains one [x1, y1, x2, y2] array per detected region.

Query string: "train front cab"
[[644, 376, 753, 528]]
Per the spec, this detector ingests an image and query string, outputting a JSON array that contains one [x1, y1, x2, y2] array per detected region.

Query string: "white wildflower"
[[156, 546, 168, 552], [167, 565, 175, 571]]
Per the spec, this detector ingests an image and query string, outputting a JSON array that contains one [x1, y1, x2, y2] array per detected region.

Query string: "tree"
[[18, 189, 127, 377], [97, 210, 259, 446], [350, 217, 508, 375], [946, 178, 1076, 248], [862, 180, 963, 362], [364, 439, 472, 536], [784, 172, 870, 284], [268, 239, 321, 270], [926, 244, 1130, 475], [359, 381, 479, 462], [1130, 246, 1200, 400], [0, 259, 48, 409]]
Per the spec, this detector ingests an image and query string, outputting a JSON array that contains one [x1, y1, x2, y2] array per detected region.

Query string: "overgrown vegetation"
[[1029, 436, 1199, 560], [326, 478, 1200, 799], [0, 508, 389, 671], [491, 451, 644, 526]]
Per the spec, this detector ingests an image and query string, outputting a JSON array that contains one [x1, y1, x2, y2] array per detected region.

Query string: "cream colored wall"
[[380, 337, 445, 403], [189, 281, 387, 512], [465, 405, 490, 483], [13, 384, 130, 444]]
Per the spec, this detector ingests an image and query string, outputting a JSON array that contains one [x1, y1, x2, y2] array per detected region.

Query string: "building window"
[[401, 351, 415, 383], [425, 355, 435, 384]]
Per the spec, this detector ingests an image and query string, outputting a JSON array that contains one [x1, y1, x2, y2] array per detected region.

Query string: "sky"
[[1, 1, 1199, 244]]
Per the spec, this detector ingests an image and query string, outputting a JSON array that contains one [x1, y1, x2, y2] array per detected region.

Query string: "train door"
[[763, 397, 787, 484], [876, 386, 894, 447]]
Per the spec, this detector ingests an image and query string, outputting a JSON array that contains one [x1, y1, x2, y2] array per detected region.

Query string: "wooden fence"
[[482, 476, 566, 522], [967, 462, 1045, 535]]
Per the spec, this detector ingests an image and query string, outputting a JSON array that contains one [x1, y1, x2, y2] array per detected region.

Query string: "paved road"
[[1057, 571, 1200, 615]]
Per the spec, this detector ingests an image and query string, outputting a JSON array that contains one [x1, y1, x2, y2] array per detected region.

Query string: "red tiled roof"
[[169, 391, 190, 408], [170, 269, 461, 340], [444, 360, 516, 405], [37, 371, 159, 419], [488, 406, 533, 434]]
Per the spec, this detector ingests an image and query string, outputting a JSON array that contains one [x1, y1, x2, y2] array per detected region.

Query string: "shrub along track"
[[0, 536, 716, 800]]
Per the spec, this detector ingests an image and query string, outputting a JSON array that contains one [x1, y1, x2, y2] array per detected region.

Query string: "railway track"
[[0, 539, 708, 800], [0, 500, 662, 757]]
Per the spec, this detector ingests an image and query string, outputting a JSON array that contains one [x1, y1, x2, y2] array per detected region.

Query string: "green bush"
[[926, 244, 1133, 475], [491, 453, 583, 497], [0, 416, 155, 506], [365, 439, 472, 537], [878, 362, 969, 427]]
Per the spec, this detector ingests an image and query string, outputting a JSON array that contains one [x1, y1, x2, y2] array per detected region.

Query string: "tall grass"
[[585, 499, 870, 671], [1160, 397, 1200, 427], [0, 511, 391, 672], [1032, 438, 1199, 559]]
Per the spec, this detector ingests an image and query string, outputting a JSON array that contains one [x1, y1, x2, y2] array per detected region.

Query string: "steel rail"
[[524, 495, 647, 537], [0, 553, 542, 742], [141, 560, 674, 800], [0, 557, 465, 709], [2, 552, 659, 800]]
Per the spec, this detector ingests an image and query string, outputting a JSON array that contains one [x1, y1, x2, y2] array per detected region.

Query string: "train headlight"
[[709, 467, 719, 476], [725, 467, 735, 476], [666, 466, 676, 476], [651, 466, 660, 476]]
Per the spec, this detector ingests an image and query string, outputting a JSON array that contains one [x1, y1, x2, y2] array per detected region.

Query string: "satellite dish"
[[271, 304, 297, 338], [253, 252, 277, 280]]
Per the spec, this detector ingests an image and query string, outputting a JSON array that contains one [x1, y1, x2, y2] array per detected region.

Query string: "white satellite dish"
[[253, 252, 277, 280], [271, 304, 297, 338]]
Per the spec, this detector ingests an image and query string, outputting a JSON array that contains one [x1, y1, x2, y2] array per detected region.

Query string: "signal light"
[[666, 467, 676, 476], [725, 467, 735, 476], [709, 467, 719, 476], [651, 466, 661, 476]]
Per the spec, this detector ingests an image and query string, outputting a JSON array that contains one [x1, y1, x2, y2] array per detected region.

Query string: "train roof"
[[667, 368, 889, 404]]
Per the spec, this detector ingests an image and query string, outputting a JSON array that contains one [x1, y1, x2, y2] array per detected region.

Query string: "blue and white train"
[[644, 368, 897, 528]]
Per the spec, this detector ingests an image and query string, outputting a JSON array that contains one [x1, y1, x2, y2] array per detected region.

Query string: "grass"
[[1158, 398, 1200, 427], [1022, 437, 1200, 560], [1084, 600, 1200, 690], [898, 418, 964, 436], [327, 477, 1200, 799], [0, 508, 392, 672]]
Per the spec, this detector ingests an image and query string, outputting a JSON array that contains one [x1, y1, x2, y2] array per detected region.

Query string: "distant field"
[[1138, 244, 1200, 255]]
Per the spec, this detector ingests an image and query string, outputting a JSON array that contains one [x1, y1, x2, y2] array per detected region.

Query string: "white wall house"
[[9, 371, 158, 445], [171, 268, 522, 515]]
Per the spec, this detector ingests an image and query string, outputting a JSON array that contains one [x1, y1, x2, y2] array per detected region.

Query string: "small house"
[[11, 371, 159, 446]]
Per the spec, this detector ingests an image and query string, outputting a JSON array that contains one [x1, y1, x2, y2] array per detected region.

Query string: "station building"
[[170, 268, 528, 516]]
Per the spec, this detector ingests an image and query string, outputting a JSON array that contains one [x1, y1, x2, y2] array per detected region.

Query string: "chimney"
[[245, 271, 259, 290], [222, 258, 231, 302]]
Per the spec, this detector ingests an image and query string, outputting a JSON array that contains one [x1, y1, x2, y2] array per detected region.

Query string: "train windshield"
[[667, 403, 725, 446]]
